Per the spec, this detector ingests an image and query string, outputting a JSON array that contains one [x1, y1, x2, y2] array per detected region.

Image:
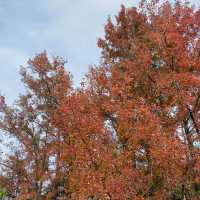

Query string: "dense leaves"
[[0, 0, 200, 199]]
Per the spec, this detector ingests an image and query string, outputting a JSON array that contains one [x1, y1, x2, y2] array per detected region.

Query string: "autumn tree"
[[0, 0, 200, 200], [85, 0, 200, 199], [0, 52, 72, 200]]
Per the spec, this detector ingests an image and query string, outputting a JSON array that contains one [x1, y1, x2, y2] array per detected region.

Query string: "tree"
[[0, 187, 6, 200], [85, 0, 200, 199], [0, 52, 72, 200], [0, 0, 200, 200]]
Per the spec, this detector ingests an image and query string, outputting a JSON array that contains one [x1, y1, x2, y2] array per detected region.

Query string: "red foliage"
[[0, 1, 200, 199]]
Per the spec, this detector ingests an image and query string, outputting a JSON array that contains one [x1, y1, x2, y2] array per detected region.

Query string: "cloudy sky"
[[0, 0, 199, 104]]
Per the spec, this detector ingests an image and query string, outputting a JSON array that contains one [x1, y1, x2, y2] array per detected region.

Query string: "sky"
[[0, 0, 141, 104], [0, 0, 199, 104]]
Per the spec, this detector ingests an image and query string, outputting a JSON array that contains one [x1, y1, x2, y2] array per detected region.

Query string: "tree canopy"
[[0, 0, 200, 199]]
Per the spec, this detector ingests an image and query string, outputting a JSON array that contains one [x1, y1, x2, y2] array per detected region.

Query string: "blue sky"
[[0, 0, 140, 104], [0, 0, 199, 104]]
